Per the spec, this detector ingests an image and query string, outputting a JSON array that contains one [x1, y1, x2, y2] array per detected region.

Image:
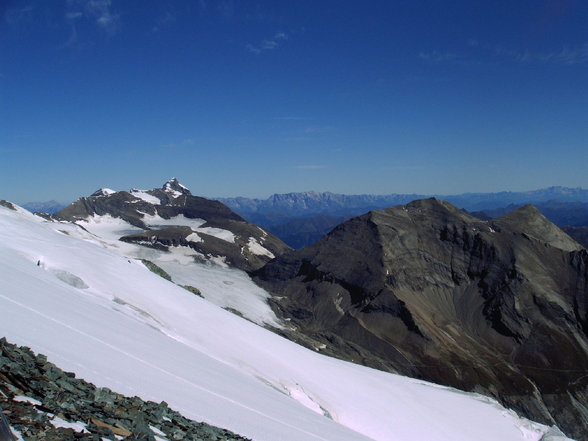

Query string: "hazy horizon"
[[13, 180, 588, 206]]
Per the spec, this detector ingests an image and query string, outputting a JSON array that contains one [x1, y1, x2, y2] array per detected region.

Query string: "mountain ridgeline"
[[219, 186, 588, 216], [52, 179, 291, 272], [219, 187, 588, 249], [253, 199, 588, 440]]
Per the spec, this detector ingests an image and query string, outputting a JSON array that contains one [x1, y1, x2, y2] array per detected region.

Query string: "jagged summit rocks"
[[53, 179, 290, 271], [162, 177, 191, 197], [254, 198, 588, 440]]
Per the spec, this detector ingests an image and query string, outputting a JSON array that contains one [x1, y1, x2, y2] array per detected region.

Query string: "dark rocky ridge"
[[471, 201, 588, 250], [254, 198, 588, 440], [52, 179, 291, 272], [0, 338, 250, 441]]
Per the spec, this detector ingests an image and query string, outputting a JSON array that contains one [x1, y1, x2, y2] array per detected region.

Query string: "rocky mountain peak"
[[494, 203, 582, 252], [254, 198, 588, 439], [90, 188, 116, 197], [402, 197, 465, 216], [163, 178, 191, 197], [365, 198, 476, 231]]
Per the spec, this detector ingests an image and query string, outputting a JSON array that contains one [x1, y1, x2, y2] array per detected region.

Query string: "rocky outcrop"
[[254, 199, 588, 440], [0, 201, 17, 211], [0, 338, 250, 441]]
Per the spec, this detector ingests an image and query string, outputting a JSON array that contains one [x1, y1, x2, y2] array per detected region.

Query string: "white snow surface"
[[0, 205, 574, 441], [163, 182, 183, 198], [130, 190, 161, 205], [196, 226, 236, 243], [185, 232, 202, 243], [54, 213, 280, 326], [14, 395, 42, 406], [95, 188, 116, 196], [138, 212, 207, 229], [50, 416, 89, 433], [247, 237, 275, 258], [138, 212, 236, 243], [10, 426, 25, 441]]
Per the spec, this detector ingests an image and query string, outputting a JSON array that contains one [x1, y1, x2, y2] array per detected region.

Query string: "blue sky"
[[1, 0, 587, 203]]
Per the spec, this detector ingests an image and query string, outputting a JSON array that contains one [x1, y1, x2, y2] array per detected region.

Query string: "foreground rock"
[[254, 198, 588, 440], [0, 338, 250, 441]]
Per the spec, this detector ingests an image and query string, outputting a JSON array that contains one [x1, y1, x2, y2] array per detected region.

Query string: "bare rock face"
[[53, 179, 291, 272], [254, 198, 588, 440]]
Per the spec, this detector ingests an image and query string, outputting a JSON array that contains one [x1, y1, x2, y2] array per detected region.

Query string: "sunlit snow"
[[186, 232, 202, 243], [13, 395, 42, 406], [94, 188, 116, 196], [139, 213, 207, 229], [50, 214, 282, 327], [247, 237, 275, 258], [50, 416, 89, 433], [130, 190, 161, 205], [0, 205, 573, 441]]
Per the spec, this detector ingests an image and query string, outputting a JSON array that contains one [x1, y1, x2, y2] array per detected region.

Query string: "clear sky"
[[1, 1, 587, 203]]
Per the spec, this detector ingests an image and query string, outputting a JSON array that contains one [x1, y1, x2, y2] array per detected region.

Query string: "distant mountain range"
[[219, 186, 588, 216], [219, 187, 588, 248], [21, 200, 66, 214]]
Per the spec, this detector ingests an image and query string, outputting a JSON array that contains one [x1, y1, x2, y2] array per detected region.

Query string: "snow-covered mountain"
[[220, 191, 422, 219], [51, 178, 291, 273], [0, 200, 573, 441]]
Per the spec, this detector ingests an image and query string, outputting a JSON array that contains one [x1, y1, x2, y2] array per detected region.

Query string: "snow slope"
[[0, 204, 572, 441], [47, 213, 282, 327]]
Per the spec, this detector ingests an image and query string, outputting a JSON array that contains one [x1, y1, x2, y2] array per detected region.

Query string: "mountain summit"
[[162, 177, 192, 197], [254, 198, 588, 439], [53, 180, 290, 272]]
